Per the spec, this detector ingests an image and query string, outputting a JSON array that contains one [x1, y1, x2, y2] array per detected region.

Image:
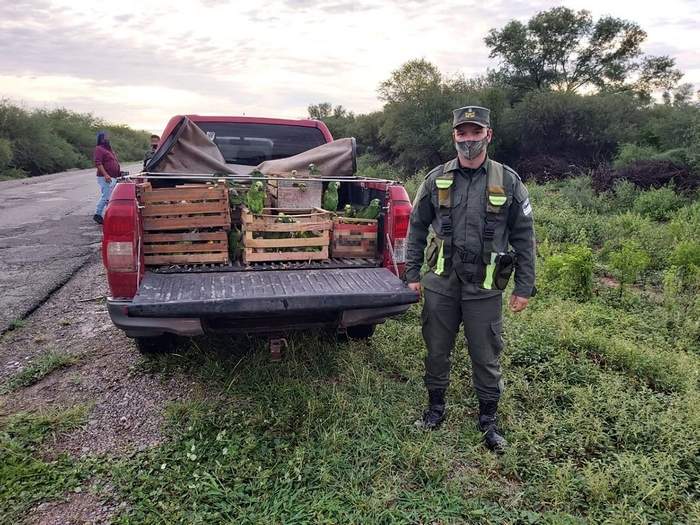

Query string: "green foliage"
[[485, 7, 681, 96], [499, 90, 642, 167], [632, 185, 687, 220], [613, 143, 658, 169], [0, 351, 77, 394], [0, 100, 149, 178], [0, 406, 91, 520], [608, 240, 650, 291], [611, 179, 640, 210], [543, 245, 594, 300], [555, 176, 611, 213]]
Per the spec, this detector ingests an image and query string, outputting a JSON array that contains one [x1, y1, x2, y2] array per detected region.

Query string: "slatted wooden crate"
[[138, 183, 230, 265], [139, 184, 231, 231], [331, 217, 378, 258], [267, 172, 323, 209], [143, 231, 229, 265], [241, 207, 332, 263]]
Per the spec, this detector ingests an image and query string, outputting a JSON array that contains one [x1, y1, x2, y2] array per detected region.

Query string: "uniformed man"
[[405, 106, 536, 452]]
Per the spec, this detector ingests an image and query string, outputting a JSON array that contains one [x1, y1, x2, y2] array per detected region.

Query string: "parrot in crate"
[[322, 181, 340, 212], [343, 204, 355, 218], [245, 180, 265, 215], [357, 198, 381, 220]]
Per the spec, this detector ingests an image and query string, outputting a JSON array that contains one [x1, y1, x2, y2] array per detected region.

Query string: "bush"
[[613, 143, 658, 169], [543, 245, 594, 300], [0, 100, 149, 178], [610, 180, 640, 210], [632, 185, 687, 221], [556, 176, 611, 213], [608, 240, 650, 292]]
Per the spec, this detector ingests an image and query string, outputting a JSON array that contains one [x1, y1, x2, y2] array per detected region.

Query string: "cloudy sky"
[[1, 0, 698, 133]]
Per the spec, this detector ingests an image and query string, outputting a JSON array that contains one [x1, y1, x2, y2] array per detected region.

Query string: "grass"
[[0, 177, 699, 523], [0, 351, 78, 394]]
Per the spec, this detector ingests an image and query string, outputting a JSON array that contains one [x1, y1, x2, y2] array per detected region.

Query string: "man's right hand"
[[104, 175, 112, 183], [408, 282, 422, 298]]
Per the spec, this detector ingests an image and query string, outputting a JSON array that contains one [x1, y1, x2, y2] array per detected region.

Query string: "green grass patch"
[[1, 351, 78, 394], [0, 405, 92, 520]]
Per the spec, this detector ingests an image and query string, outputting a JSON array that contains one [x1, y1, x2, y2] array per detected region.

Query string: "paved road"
[[0, 163, 141, 333]]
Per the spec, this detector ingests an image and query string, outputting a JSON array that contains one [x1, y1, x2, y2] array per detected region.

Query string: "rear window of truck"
[[194, 122, 327, 166]]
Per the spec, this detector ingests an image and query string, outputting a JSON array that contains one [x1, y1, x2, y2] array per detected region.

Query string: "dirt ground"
[[0, 253, 196, 524]]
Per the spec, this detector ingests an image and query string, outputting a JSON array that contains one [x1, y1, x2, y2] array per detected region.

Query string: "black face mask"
[[454, 136, 488, 159], [151, 144, 158, 151]]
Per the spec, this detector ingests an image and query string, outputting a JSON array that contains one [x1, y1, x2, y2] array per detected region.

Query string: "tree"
[[485, 7, 682, 97], [377, 59, 442, 104]]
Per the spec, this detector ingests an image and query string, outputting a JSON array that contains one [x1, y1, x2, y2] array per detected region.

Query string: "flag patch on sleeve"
[[522, 198, 532, 216]]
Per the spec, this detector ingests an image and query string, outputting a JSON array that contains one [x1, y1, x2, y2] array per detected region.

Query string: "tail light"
[[385, 185, 412, 276], [101, 183, 142, 299]]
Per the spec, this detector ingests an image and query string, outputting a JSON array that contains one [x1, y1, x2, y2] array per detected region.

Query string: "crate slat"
[[143, 216, 231, 231], [141, 202, 228, 217], [143, 231, 227, 243], [140, 186, 227, 203], [144, 252, 229, 265]]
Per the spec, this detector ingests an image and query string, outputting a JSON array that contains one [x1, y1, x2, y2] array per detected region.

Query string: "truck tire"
[[345, 324, 376, 340], [134, 334, 177, 355]]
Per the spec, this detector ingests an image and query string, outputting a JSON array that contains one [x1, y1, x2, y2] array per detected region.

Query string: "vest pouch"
[[425, 236, 440, 270], [494, 251, 516, 290]]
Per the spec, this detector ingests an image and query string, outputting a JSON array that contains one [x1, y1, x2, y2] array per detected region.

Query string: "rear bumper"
[[108, 300, 412, 338], [108, 266, 418, 338], [108, 301, 205, 338]]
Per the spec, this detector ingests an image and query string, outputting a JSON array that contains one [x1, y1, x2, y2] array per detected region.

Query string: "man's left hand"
[[508, 294, 529, 313]]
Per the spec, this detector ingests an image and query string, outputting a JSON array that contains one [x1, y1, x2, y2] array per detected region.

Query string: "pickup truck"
[[101, 115, 419, 353]]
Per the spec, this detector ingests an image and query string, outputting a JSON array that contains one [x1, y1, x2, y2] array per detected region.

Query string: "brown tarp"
[[150, 117, 237, 174], [150, 116, 355, 176]]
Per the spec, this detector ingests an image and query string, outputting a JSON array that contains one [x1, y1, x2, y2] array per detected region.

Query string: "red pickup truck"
[[101, 115, 419, 353]]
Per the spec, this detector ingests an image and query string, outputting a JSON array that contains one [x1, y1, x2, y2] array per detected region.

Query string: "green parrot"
[[228, 227, 241, 261], [245, 180, 265, 215], [343, 204, 355, 218], [358, 198, 381, 220], [322, 181, 340, 212]]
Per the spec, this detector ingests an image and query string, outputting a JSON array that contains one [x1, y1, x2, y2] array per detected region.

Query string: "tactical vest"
[[431, 160, 511, 290]]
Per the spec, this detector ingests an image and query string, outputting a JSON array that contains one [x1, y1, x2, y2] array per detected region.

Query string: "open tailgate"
[[127, 268, 418, 317]]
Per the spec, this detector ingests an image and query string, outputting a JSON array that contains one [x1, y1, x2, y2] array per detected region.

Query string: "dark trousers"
[[421, 289, 504, 402]]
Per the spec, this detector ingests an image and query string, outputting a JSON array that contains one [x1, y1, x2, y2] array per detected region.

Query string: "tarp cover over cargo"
[[145, 116, 356, 178]]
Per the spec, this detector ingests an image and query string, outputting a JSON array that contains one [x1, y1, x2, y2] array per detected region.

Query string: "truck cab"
[[101, 115, 418, 353]]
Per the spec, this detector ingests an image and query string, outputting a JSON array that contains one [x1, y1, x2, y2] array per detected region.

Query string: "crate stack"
[[138, 183, 231, 265], [240, 207, 333, 264], [331, 217, 378, 258]]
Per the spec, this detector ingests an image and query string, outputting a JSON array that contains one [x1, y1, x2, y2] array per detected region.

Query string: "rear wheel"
[[134, 334, 177, 355], [345, 324, 376, 340]]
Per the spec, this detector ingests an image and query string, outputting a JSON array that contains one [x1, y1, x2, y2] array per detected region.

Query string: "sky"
[[1, 0, 699, 133]]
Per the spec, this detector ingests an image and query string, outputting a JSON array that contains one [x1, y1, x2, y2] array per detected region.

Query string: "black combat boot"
[[415, 389, 446, 430], [478, 400, 507, 453], [93, 214, 103, 224]]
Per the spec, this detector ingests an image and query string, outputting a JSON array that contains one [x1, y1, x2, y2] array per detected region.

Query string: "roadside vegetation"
[[0, 100, 150, 180], [1, 176, 697, 523]]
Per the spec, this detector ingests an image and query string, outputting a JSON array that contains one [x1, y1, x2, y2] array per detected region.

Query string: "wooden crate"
[[267, 172, 322, 209], [139, 183, 231, 231], [143, 231, 229, 266], [241, 207, 332, 263], [331, 217, 378, 258]]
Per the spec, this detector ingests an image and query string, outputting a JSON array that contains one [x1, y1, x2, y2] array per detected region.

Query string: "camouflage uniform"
[[405, 106, 536, 404]]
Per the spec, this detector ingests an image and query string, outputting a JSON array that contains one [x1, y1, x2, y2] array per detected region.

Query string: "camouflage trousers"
[[421, 289, 504, 402]]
